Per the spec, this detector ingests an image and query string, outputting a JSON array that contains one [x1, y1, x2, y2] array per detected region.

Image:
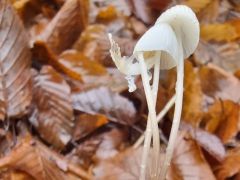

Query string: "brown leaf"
[[36, 0, 86, 55], [0, 134, 91, 180], [199, 63, 240, 102], [168, 131, 216, 180], [183, 0, 219, 22], [13, 0, 41, 24], [202, 100, 240, 144], [32, 41, 83, 81], [30, 66, 74, 149], [181, 122, 226, 162], [201, 20, 240, 42], [68, 128, 128, 169], [73, 113, 108, 140], [93, 147, 142, 180], [164, 61, 204, 126], [0, 0, 32, 120], [0, 170, 34, 180], [94, 128, 128, 161], [72, 87, 136, 125], [130, 0, 156, 24], [216, 148, 240, 180], [194, 41, 240, 72], [59, 50, 107, 81], [89, 0, 131, 23]]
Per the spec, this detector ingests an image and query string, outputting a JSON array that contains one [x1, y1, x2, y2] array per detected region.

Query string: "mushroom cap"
[[133, 23, 179, 70], [155, 5, 199, 59]]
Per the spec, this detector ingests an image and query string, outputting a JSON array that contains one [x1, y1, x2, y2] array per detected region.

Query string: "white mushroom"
[[133, 23, 179, 180], [155, 5, 199, 180], [108, 5, 199, 180]]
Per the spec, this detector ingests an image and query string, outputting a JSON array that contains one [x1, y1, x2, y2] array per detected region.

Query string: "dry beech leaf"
[[183, 0, 219, 22], [72, 87, 136, 125], [13, 0, 41, 24], [201, 19, 240, 42], [93, 147, 143, 180], [94, 128, 128, 161], [74, 24, 136, 66], [148, 0, 171, 11], [30, 66, 74, 149], [32, 41, 83, 81], [165, 61, 203, 126], [194, 41, 240, 72], [0, 134, 91, 180], [181, 122, 226, 162], [202, 100, 240, 144], [73, 113, 108, 140], [89, 0, 131, 22], [59, 50, 107, 81], [199, 63, 240, 102], [97, 5, 118, 20], [168, 131, 216, 180], [36, 0, 86, 55], [0, 0, 32, 120], [0, 170, 34, 180], [130, 0, 156, 24], [216, 148, 240, 180], [67, 67, 128, 93], [69, 128, 128, 169], [67, 138, 101, 170]]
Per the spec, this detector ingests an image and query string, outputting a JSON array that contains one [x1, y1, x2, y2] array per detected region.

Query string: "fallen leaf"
[[93, 147, 143, 180], [73, 113, 108, 140], [0, 134, 91, 180], [89, 0, 131, 23], [181, 122, 226, 162], [164, 61, 204, 126], [216, 148, 240, 180], [0, 170, 34, 180], [130, 0, 156, 24], [59, 50, 107, 82], [183, 0, 219, 22], [68, 127, 128, 169], [13, 0, 41, 24], [94, 128, 128, 161], [32, 41, 83, 81], [168, 131, 216, 180], [97, 5, 118, 21], [201, 19, 240, 42], [194, 41, 240, 72], [202, 100, 240, 144], [30, 66, 74, 149], [199, 63, 240, 102], [0, 0, 32, 120], [72, 87, 136, 125], [67, 67, 128, 93], [36, 0, 86, 55]]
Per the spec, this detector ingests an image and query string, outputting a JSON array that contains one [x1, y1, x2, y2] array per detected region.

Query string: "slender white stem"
[[139, 54, 160, 180], [133, 94, 176, 148], [152, 52, 161, 105], [160, 41, 184, 180]]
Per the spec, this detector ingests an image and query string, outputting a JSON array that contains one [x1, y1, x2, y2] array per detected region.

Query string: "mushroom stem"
[[139, 53, 160, 180], [160, 40, 184, 180], [133, 94, 176, 148]]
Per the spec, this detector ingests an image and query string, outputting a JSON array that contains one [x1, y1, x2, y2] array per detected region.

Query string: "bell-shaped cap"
[[155, 5, 199, 59], [134, 23, 179, 70]]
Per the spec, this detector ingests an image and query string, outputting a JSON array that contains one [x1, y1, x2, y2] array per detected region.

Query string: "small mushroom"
[[108, 5, 199, 180], [154, 5, 199, 180], [133, 23, 179, 180]]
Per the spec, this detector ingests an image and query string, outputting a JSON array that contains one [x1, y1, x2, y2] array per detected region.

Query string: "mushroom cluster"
[[109, 5, 199, 180]]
